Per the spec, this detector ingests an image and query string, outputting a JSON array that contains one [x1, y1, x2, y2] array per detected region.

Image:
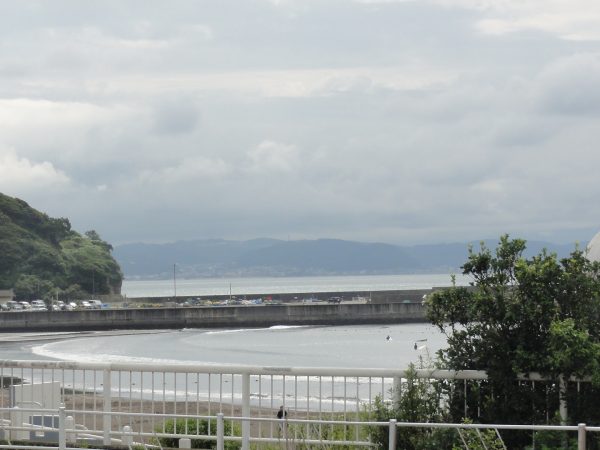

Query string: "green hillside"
[[0, 193, 122, 300]]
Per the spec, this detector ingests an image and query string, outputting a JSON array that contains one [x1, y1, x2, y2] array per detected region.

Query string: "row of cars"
[[1, 299, 104, 312]]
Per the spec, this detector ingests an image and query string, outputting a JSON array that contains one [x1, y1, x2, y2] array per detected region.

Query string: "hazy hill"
[[0, 193, 123, 299], [113, 237, 581, 279]]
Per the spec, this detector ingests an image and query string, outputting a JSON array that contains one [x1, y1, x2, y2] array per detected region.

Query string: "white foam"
[[203, 328, 260, 335], [203, 325, 307, 335], [30, 342, 241, 366], [268, 325, 306, 330]]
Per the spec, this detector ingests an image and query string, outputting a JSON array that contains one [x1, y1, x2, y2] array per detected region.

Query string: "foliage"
[[13, 274, 55, 300], [0, 192, 122, 297], [365, 365, 458, 450], [451, 419, 505, 450], [156, 418, 240, 449], [524, 413, 579, 450], [425, 235, 600, 445], [287, 413, 370, 450]]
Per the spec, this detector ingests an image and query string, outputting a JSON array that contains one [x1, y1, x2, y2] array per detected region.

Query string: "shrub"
[[156, 418, 240, 449]]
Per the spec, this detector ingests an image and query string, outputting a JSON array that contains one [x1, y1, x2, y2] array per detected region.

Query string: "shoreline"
[[0, 329, 175, 344]]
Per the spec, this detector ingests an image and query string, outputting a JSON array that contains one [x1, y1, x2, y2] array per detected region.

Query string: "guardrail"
[[0, 359, 590, 449], [0, 405, 595, 450]]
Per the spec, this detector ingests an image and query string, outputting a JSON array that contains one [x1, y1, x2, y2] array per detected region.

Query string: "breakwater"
[[0, 302, 426, 332], [123, 287, 440, 304]]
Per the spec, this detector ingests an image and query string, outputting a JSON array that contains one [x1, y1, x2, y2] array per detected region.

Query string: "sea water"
[[30, 323, 446, 368], [21, 324, 448, 409], [121, 273, 466, 298]]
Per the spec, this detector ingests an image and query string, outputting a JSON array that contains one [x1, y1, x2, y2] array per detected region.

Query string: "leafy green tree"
[[0, 192, 122, 294], [59, 283, 87, 301], [426, 235, 600, 446], [367, 365, 457, 450], [13, 274, 55, 300]]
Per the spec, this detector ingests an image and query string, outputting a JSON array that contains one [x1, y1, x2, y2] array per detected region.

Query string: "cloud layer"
[[1, 0, 599, 246]]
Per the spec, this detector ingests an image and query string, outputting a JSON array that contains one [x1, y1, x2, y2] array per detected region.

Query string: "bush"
[[156, 418, 241, 449], [365, 365, 459, 450]]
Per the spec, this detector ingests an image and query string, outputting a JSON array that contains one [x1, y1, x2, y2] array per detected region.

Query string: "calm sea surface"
[[29, 323, 446, 369], [10, 324, 448, 408], [121, 273, 467, 298], [3, 275, 461, 383]]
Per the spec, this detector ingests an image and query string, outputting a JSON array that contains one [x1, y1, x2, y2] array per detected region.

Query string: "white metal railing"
[[0, 405, 595, 450], [0, 359, 589, 449]]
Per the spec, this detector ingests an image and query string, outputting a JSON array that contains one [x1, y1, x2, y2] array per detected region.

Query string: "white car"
[[88, 299, 102, 309], [5, 301, 23, 311], [30, 300, 47, 311]]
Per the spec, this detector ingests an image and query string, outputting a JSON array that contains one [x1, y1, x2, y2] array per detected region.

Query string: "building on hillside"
[[0, 289, 15, 304]]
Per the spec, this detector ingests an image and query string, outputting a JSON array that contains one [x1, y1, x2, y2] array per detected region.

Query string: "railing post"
[[58, 404, 66, 450], [392, 376, 402, 408], [122, 425, 133, 446], [578, 423, 586, 450], [388, 419, 397, 450], [65, 416, 76, 444], [103, 369, 112, 446], [559, 375, 568, 425], [217, 413, 225, 450], [242, 372, 250, 450]]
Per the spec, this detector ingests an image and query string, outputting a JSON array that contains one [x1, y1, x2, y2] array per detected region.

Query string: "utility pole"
[[173, 263, 177, 300]]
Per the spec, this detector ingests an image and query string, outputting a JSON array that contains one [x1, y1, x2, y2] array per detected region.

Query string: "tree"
[[85, 229, 113, 251], [14, 274, 55, 300], [367, 365, 458, 450], [425, 235, 600, 446]]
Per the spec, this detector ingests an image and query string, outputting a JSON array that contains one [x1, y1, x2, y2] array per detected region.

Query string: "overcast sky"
[[1, 0, 599, 246]]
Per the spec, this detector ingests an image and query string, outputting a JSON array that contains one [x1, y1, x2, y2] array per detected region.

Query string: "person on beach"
[[277, 405, 287, 419], [277, 405, 288, 436]]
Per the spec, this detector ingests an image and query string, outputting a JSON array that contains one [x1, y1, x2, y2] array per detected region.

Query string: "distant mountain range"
[[113, 238, 583, 279]]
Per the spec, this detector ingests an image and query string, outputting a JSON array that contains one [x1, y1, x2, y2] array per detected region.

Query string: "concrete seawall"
[[0, 303, 427, 332]]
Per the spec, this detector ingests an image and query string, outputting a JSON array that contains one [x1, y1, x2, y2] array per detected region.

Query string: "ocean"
[[4, 323, 448, 409], [29, 323, 446, 369], [2, 274, 462, 365], [121, 273, 467, 298]]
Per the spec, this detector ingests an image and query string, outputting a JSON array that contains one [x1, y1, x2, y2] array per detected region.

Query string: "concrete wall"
[[0, 303, 427, 332]]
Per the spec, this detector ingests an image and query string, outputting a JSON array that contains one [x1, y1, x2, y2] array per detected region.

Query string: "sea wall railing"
[[0, 359, 585, 449]]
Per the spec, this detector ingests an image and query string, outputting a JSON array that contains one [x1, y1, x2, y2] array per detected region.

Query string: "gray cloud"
[[152, 98, 200, 135], [0, 0, 599, 248]]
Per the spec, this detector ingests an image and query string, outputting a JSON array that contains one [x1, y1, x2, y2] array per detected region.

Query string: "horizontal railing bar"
[[0, 447, 95, 450], [393, 422, 580, 431], [0, 358, 592, 381], [0, 405, 590, 432]]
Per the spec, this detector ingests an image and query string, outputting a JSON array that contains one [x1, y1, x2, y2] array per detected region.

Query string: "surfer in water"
[[386, 335, 391, 341]]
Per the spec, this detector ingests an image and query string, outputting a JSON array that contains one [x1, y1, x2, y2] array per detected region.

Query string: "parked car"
[[30, 300, 47, 311], [5, 301, 23, 311], [52, 301, 66, 311], [88, 299, 102, 309]]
